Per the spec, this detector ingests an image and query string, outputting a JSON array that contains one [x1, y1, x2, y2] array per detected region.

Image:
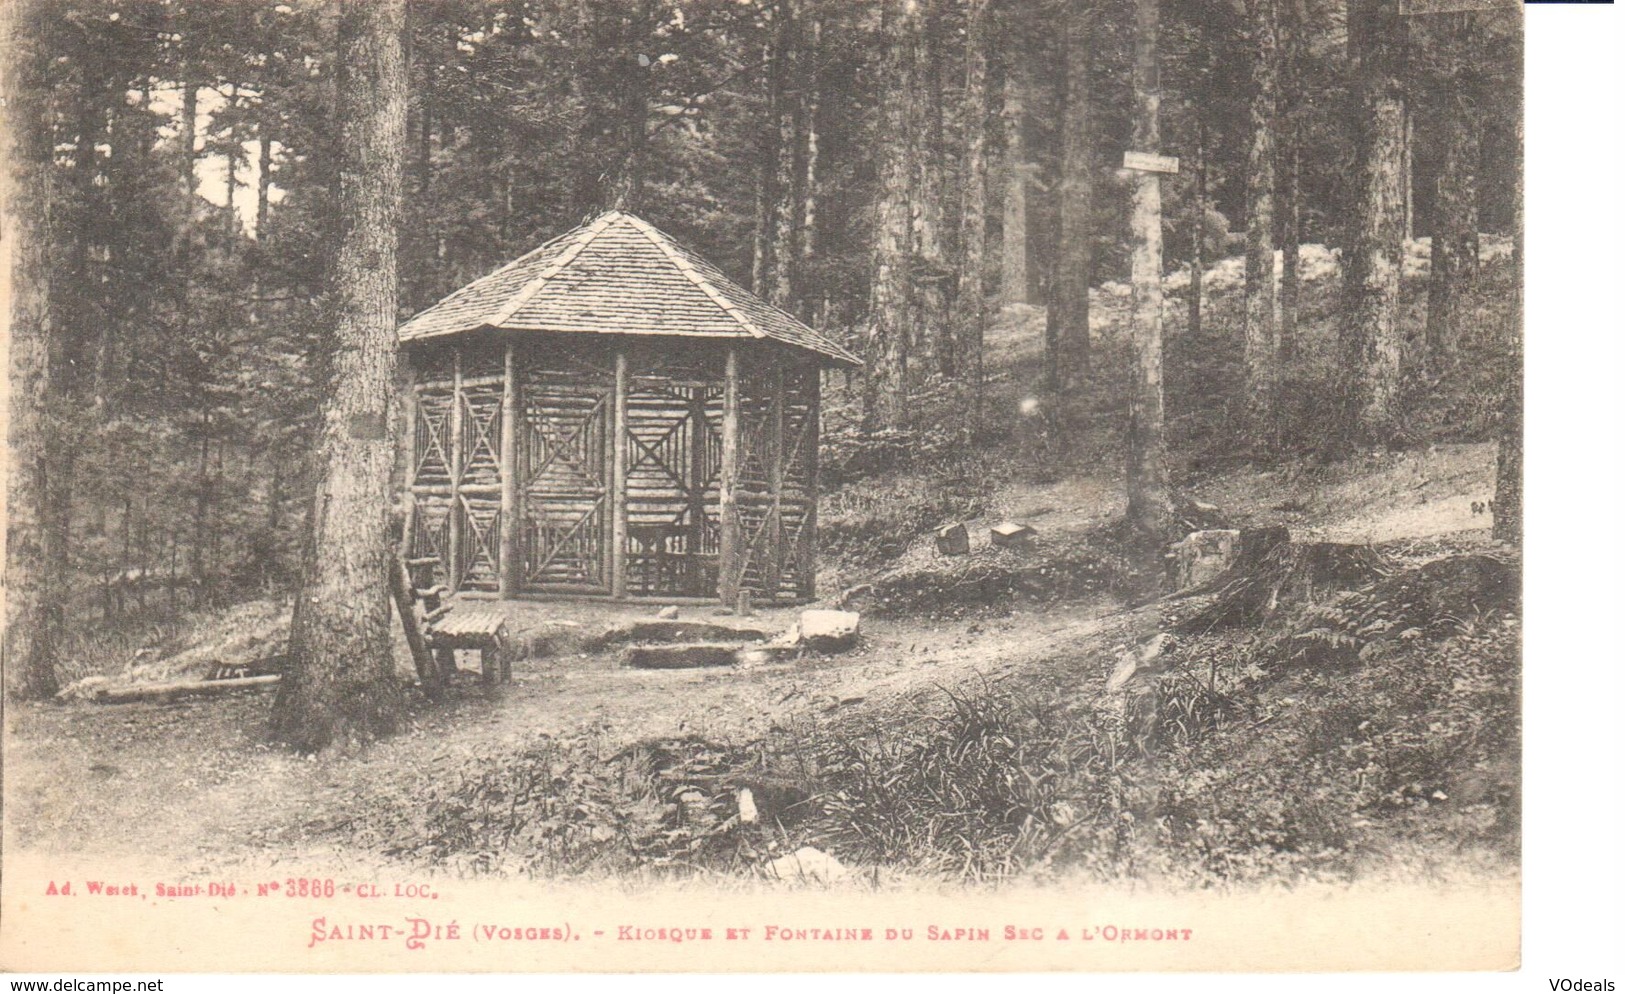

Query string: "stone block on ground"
[[594, 620, 768, 648], [795, 610, 861, 652], [656, 604, 680, 619], [622, 643, 739, 669], [1171, 528, 1242, 589], [989, 522, 1037, 548], [934, 522, 970, 556]]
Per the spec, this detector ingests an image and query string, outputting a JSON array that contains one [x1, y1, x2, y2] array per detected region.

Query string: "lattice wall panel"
[[457, 382, 503, 590], [734, 359, 817, 602], [409, 379, 456, 585], [520, 350, 613, 592], [626, 349, 724, 598]]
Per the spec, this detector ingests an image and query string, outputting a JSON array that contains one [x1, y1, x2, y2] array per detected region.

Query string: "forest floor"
[[3, 437, 1506, 885], [4, 240, 1519, 891]]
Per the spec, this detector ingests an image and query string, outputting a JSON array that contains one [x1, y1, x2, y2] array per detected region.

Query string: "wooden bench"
[[425, 606, 511, 685], [392, 553, 511, 692]]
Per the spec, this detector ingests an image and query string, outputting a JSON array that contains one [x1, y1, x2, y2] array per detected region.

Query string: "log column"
[[447, 346, 465, 590], [766, 362, 786, 603], [718, 346, 742, 605], [498, 339, 520, 598], [611, 349, 629, 599], [395, 358, 418, 554], [797, 363, 820, 600]]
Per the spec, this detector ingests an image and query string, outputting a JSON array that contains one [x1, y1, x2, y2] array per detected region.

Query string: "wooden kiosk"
[[396, 211, 860, 605]]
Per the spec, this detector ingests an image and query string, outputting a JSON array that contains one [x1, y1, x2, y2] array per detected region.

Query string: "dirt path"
[[4, 444, 1497, 879], [4, 594, 1142, 880]]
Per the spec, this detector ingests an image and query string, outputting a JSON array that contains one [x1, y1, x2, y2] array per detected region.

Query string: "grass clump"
[[814, 687, 1128, 881]]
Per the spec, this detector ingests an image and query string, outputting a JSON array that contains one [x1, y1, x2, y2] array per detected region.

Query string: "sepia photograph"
[[0, 0, 1583, 977]]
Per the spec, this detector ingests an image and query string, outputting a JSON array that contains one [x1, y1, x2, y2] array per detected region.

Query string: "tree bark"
[[1278, 131, 1301, 361], [1276, 0, 1307, 356], [799, 12, 822, 274], [1492, 30, 1521, 546], [181, 78, 198, 196], [914, 0, 950, 374], [602, 1, 652, 214], [2, 0, 62, 700], [256, 128, 273, 242], [761, 0, 804, 309], [1125, 0, 1170, 543], [955, 0, 991, 406], [251, 123, 273, 327], [270, 0, 410, 752], [1242, 0, 1279, 451], [1000, 56, 1029, 307], [1188, 121, 1205, 341], [1049, 0, 1092, 394], [863, 0, 919, 432], [1336, 0, 1408, 449], [1426, 88, 1479, 373]]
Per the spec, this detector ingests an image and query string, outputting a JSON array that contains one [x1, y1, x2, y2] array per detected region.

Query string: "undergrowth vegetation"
[[854, 540, 1132, 618], [353, 546, 1518, 889]]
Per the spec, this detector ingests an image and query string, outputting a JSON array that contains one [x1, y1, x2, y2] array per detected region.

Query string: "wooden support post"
[[448, 346, 465, 590], [498, 339, 520, 599], [687, 386, 708, 583], [718, 346, 742, 605], [798, 363, 820, 600], [397, 363, 418, 553], [611, 348, 629, 599], [766, 361, 785, 603]]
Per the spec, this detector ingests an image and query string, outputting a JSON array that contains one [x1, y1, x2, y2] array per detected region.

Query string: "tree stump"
[[1176, 527, 1390, 631]]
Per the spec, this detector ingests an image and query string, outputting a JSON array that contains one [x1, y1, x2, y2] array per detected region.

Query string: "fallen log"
[[91, 674, 281, 705]]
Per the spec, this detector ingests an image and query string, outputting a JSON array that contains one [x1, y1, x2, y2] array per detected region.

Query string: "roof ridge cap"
[[621, 213, 767, 340], [484, 212, 618, 328]]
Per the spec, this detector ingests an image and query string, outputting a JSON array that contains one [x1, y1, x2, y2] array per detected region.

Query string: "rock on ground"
[[795, 610, 861, 652], [766, 846, 848, 883]]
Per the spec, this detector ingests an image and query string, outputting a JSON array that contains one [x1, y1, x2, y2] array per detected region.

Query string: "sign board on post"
[[1123, 150, 1180, 174]]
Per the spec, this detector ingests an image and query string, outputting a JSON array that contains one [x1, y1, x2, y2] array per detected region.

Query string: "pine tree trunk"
[[1188, 122, 1205, 341], [752, 18, 778, 298], [863, 0, 919, 433], [1337, 0, 1408, 448], [417, 29, 433, 198], [1279, 130, 1301, 361], [799, 13, 821, 273], [1050, 0, 1092, 392], [251, 125, 272, 326], [270, 0, 410, 752], [611, 5, 652, 212], [1426, 90, 1479, 373], [915, 0, 949, 374], [2, 0, 62, 700], [1000, 63, 1029, 308], [1492, 32, 1521, 546], [1492, 334, 1520, 544], [762, 0, 802, 309], [1126, 0, 1170, 543], [1275, 0, 1306, 363], [256, 129, 273, 239], [181, 78, 198, 196], [1242, 0, 1279, 451], [956, 0, 991, 409]]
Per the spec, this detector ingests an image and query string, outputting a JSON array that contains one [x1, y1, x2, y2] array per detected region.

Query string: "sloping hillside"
[[7, 239, 1518, 893]]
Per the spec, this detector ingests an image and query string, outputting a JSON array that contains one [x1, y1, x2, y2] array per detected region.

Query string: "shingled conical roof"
[[397, 210, 861, 366]]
